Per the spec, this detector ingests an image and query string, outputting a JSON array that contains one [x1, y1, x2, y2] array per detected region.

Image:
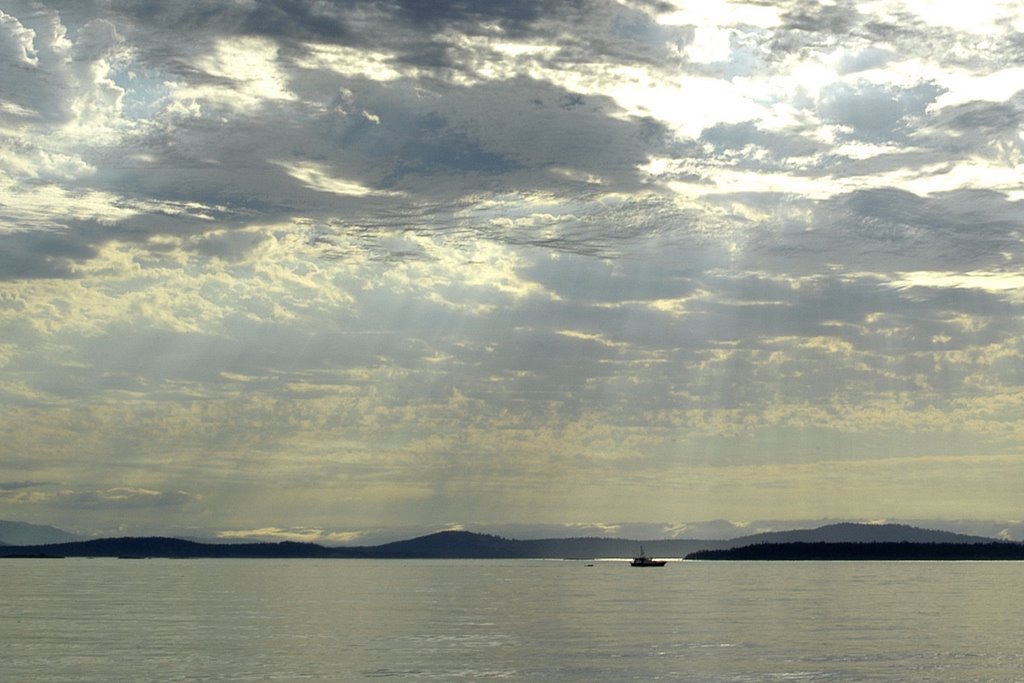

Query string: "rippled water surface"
[[3, 558, 1023, 681]]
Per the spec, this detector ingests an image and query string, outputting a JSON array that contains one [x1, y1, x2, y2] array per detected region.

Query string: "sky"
[[2, 0, 1024, 544]]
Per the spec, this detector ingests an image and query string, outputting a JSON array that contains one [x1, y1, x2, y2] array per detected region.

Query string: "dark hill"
[[0, 537, 363, 559], [687, 541, 1024, 561], [729, 523, 993, 545], [371, 531, 525, 558]]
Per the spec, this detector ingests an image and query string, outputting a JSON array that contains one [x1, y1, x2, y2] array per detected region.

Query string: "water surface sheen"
[[3, 558, 1022, 681]]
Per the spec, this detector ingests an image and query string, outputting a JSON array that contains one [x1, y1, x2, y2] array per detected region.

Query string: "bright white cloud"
[[293, 43, 405, 81], [171, 37, 295, 111], [929, 66, 1024, 110], [892, 271, 1024, 293], [898, 0, 1024, 33], [0, 179, 138, 230], [277, 160, 393, 197], [685, 24, 733, 64], [0, 11, 38, 65], [552, 64, 764, 138]]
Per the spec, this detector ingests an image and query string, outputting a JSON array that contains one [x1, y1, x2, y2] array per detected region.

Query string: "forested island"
[[686, 542, 1024, 561]]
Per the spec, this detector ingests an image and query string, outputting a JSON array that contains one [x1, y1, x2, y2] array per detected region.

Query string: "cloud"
[[0, 10, 38, 66], [0, 230, 96, 280], [58, 487, 196, 509], [3, 0, 1024, 536], [836, 46, 892, 74], [389, 0, 552, 32], [818, 80, 941, 141], [216, 526, 367, 544], [779, 1, 859, 36], [0, 480, 48, 491], [101, 0, 356, 46], [278, 161, 400, 197]]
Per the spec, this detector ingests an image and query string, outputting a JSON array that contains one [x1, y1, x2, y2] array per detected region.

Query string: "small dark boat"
[[630, 546, 666, 567]]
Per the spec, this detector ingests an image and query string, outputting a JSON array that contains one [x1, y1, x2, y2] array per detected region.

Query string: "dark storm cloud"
[[522, 244, 710, 304], [0, 209, 262, 280], [0, 229, 97, 280], [770, 0, 862, 55], [368, 110, 523, 186], [735, 187, 1024, 275], [351, 78, 668, 192], [833, 188, 1024, 268], [387, 0, 578, 34], [0, 481, 48, 491], [59, 488, 195, 509], [780, 0, 860, 34], [38, 0, 602, 68], [928, 93, 1024, 161], [938, 99, 1023, 134], [91, 0, 357, 45], [701, 121, 824, 161]]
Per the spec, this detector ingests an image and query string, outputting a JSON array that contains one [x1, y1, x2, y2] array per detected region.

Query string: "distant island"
[[686, 542, 1024, 561], [0, 522, 1021, 560]]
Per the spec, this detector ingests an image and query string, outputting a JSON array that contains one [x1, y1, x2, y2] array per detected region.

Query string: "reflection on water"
[[3, 558, 1023, 681]]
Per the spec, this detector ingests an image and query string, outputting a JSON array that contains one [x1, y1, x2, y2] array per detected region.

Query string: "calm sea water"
[[3, 558, 1022, 681]]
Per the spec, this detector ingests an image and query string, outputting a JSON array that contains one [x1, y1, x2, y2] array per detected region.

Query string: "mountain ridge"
[[0, 520, 81, 546], [715, 522, 995, 545], [0, 523, 1010, 559]]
